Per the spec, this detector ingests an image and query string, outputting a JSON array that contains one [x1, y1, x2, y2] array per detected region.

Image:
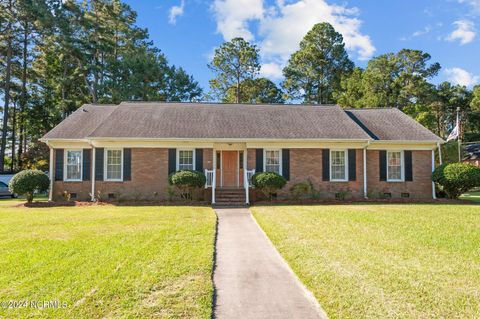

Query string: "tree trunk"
[[0, 5, 13, 173], [11, 100, 17, 172], [18, 21, 29, 169], [236, 82, 240, 103]]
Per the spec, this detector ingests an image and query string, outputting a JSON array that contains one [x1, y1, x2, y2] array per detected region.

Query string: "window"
[[239, 151, 244, 169], [105, 149, 123, 181], [264, 149, 281, 174], [216, 151, 221, 169], [330, 150, 347, 181], [65, 150, 82, 181], [178, 149, 194, 170], [387, 151, 403, 181]]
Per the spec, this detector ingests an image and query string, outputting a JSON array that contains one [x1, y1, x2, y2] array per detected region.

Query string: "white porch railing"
[[205, 169, 216, 204], [205, 169, 214, 188], [246, 169, 255, 186], [244, 169, 255, 204]]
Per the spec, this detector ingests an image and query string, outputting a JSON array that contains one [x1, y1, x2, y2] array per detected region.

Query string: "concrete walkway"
[[213, 208, 327, 319]]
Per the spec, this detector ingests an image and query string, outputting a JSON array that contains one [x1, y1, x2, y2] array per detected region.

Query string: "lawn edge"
[[249, 210, 329, 319]]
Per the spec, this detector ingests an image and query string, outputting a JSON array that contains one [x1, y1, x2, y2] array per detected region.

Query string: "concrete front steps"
[[213, 188, 248, 208]]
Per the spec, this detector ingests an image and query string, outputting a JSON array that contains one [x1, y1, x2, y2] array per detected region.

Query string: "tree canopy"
[[282, 22, 354, 104], [208, 37, 261, 103], [0, 0, 202, 172]]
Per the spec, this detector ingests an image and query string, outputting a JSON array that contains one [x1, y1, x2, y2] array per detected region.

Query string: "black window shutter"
[[95, 148, 104, 181], [83, 149, 91, 181], [348, 149, 356, 181], [282, 149, 290, 180], [322, 149, 330, 181], [404, 150, 413, 181], [55, 149, 64, 181], [123, 148, 132, 181], [379, 150, 387, 181], [168, 148, 176, 174], [195, 149, 203, 172], [256, 149, 263, 172]]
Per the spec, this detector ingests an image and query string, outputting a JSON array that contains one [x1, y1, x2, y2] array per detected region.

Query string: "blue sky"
[[128, 0, 478, 91]]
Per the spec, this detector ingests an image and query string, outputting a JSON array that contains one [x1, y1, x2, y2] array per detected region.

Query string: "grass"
[[0, 199, 216, 319], [252, 204, 480, 319], [461, 191, 480, 203]]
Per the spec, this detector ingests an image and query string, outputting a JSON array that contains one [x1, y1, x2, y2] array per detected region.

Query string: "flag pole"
[[457, 107, 461, 162]]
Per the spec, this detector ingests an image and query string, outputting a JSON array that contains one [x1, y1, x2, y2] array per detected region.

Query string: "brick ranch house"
[[40, 102, 444, 204]]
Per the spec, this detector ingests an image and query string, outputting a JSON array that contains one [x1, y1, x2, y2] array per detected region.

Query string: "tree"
[[1, 0, 203, 173], [224, 78, 284, 104], [334, 67, 365, 108], [0, 0, 15, 172], [471, 85, 480, 111], [208, 37, 260, 103], [282, 23, 354, 104], [432, 163, 480, 199], [9, 169, 50, 203], [336, 50, 440, 109]]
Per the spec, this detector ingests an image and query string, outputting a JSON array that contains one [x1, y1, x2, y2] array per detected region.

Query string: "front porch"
[[204, 143, 255, 206]]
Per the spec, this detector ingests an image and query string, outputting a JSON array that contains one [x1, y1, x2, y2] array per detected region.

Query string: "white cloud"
[[211, 0, 264, 41], [400, 25, 433, 41], [445, 67, 479, 87], [169, 0, 185, 25], [412, 25, 432, 37], [259, 62, 283, 80], [211, 0, 375, 80], [458, 0, 480, 13], [445, 20, 476, 45], [259, 0, 375, 62]]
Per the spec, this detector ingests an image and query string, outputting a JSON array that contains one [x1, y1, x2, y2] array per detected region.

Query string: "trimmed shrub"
[[432, 163, 480, 199], [289, 182, 311, 200], [168, 170, 206, 200], [252, 172, 287, 200], [9, 170, 50, 203]]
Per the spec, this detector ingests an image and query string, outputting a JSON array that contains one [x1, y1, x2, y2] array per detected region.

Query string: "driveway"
[[213, 208, 327, 319]]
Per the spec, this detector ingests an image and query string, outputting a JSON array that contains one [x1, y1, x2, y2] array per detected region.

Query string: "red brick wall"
[[247, 148, 433, 200], [367, 150, 433, 198], [266, 148, 364, 199], [53, 148, 213, 201], [51, 147, 433, 201]]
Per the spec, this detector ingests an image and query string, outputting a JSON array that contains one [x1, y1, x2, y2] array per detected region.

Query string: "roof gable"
[[346, 108, 443, 142]]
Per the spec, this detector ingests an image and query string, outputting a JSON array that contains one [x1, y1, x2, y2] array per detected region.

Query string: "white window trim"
[[263, 149, 282, 175], [387, 150, 405, 182], [64, 149, 83, 182], [104, 148, 124, 182], [330, 149, 348, 182], [176, 149, 196, 171]]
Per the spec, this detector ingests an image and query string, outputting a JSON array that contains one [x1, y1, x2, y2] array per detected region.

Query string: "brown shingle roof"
[[41, 102, 442, 142], [88, 102, 371, 140], [42, 104, 117, 140], [346, 108, 443, 142]]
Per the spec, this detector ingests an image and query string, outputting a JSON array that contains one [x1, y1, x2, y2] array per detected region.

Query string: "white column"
[[48, 146, 54, 201], [91, 147, 96, 201], [432, 149, 436, 199], [437, 142, 443, 165], [212, 149, 216, 204], [244, 149, 249, 204], [363, 147, 368, 199]]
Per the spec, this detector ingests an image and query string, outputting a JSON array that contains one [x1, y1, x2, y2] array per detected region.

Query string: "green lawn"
[[252, 204, 480, 319], [461, 191, 480, 202], [0, 199, 216, 319]]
